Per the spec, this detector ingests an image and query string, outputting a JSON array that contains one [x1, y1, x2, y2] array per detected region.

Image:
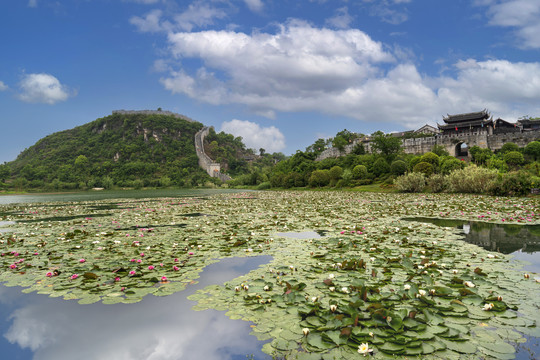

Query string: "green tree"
[[413, 162, 434, 176], [390, 160, 408, 176], [524, 141, 540, 161], [309, 169, 330, 187], [0, 164, 11, 182], [440, 157, 465, 175], [372, 157, 390, 177], [352, 165, 368, 179], [431, 145, 449, 157], [469, 146, 492, 165], [503, 151, 524, 168], [499, 142, 520, 154], [371, 131, 402, 160], [420, 152, 439, 168], [328, 166, 343, 181]]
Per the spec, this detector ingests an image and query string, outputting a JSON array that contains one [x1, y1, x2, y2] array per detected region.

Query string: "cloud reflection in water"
[[1, 256, 272, 360]]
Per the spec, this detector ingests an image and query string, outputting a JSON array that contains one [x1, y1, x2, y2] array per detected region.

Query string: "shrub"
[[440, 157, 465, 175], [257, 181, 271, 190], [503, 151, 524, 167], [427, 174, 447, 193], [499, 142, 519, 154], [372, 158, 390, 177], [413, 162, 434, 176], [329, 166, 343, 181], [390, 160, 408, 176], [524, 141, 540, 160], [420, 152, 439, 167], [409, 156, 422, 171], [309, 169, 330, 187], [431, 145, 449, 157], [352, 165, 368, 179], [489, 171, 533, 196], [447, 165, 497, 193], [394, 172, 426, 193]]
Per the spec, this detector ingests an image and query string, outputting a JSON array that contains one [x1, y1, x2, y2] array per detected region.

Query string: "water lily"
[[148, 265, 154, 270], [418, 289, 427, 297], [341, 286, 349, 294], [330, 304, 337, 312], [173, 265, 179, 271], [483, 303, 494, 311], [524, 273, 530, 279], [329, 286, 335, 292], [46, 272, 53, 277], [464, 281, 475, 288], [79, 259, 85, 263], [403, 284, 411, 290], [129, 270, 136, 275], [161, 276, 167, 282], [487, 254, 495, 258], [302, 328, 310, 336], [71, 274, 79, 280], [358, 343, 372, 356], [263, 285, 270, 291]]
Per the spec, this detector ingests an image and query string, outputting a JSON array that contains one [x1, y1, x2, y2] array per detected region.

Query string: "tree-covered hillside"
[[5, 112, 211, 189]]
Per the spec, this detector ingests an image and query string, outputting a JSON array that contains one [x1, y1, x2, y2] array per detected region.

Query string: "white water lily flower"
[[341, 287, 349, 294], [263, 285, 270, 291], [311, 297, 318, 303], [370, 257, 375, 262], [358, 343, 372, 356], [330, 304, 337, 312], [464, 281, 475, 288], [404, 284, 411, 290], [328, 273, 335, 279], [429, 289, 436, 295], [487, 254, 495, 258], [329, 287, 335, 292], [483, 303, 494, 311], [452, 269, 458, 274], [302, 328, 310, 336], [369, 332, 374, 337], [418, 289, 427, 296]]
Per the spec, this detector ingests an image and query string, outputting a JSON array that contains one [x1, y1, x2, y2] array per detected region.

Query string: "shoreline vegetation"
[[1, 112, 540, 197]]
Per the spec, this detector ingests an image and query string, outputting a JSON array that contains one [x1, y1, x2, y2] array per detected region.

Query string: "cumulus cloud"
[[156, 18, 540, 128], [0, 81, 8, 91], [221, 119, 286, 153], [27, 0, 37, 8], [18, 73, 71, 104], [130, 9, 169, 33], [480, 0, 540, 49]]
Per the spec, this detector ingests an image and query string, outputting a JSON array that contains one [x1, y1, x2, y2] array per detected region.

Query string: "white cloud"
[[326, 7, 353, 29], [0, 81, 8, 91], [124, 0, 161, 4], [27, 0, 37, 8], [130, 9, 170, 33], [174, 1, 228, 31], [244, 0, 264, 12], [156, 18, 540, 129], [18, 73, 71, 104], [221, 119, 286, 153], [481, 0, 540, 48]]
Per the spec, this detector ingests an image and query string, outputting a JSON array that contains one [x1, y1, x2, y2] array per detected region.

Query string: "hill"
[[4, 110, 245, 190]]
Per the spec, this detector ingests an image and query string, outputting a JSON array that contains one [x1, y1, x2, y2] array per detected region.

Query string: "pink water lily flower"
[[9, 264, 17, 269], [79, 259, 85, 263], [148, 265, 154, 270], [173, 265, 179, 271], [115, 277, 120, 282], [161, 276, 168, 282], [129, 270, 136, 275], [46, 272, 53, 277], [188, 252, 194, 255], [71, 274, 79, 280]]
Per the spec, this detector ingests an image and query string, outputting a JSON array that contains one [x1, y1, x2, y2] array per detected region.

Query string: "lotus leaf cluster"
[[0, 191, 539, 359]]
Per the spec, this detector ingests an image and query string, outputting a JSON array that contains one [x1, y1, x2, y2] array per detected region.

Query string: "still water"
[[0, 190, 272, 360], [0, 256, 272, 360]]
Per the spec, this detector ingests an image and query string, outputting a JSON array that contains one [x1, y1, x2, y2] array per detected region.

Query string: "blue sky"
[[1, 0, 540, 163]]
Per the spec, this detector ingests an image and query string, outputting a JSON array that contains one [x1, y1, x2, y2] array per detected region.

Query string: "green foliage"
[[440, 157, 465, 175], [419, 152, 439, 168], [328, 166, 343, 181], [352, 165, 368, 180], [409, 156, 421, 171], [503, 151, 525, 167], [413, 161, 433, 176], [390, 160, 407, 176], [489, 170, 533, 196], [370, 131, 402, 159], [372, 157, 390, 177], [256, 181, 271, 190], [427, 174, 447, 193], [7, 112, 211, 189], [499, 142, 520, 154], [309, 169, 330, 187], [352, 143, 365, 155], [447, 165, 498, 193], [394, 172, 426, 192], [0, 164, 11, 182], [469, 146, 492, 165], [524, 141, 540, 160], [431, 144, 449, 157]]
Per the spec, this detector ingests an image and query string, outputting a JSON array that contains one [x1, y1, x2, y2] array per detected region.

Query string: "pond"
[[403, 217, 540, 273], [0, 255, 273, 360], [1, 190, 539, 359]]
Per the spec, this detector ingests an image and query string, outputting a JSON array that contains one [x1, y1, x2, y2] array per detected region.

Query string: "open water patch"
[[0, 255, 273, 360]]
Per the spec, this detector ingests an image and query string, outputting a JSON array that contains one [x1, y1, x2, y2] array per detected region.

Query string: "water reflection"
[[403, 217, 540, 254], [0, 256, 272, 360], [0, 221, 15, 234], [276, 231, 322, 239]]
